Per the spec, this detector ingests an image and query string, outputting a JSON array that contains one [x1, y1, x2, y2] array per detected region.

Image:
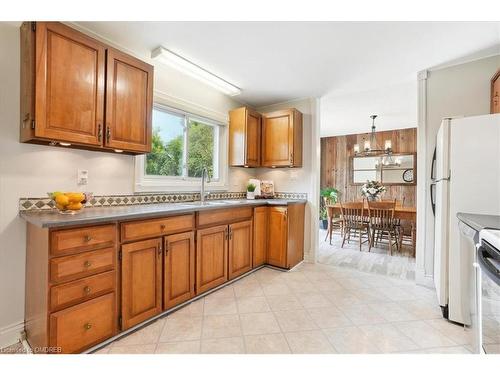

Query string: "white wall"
[[416, 54, 500, 286], [0, 22, 248, 348], [320, 81, 417, 137], [252, 98, 321, 263]]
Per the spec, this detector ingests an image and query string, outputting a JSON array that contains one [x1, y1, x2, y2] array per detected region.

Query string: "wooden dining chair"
[[339, 201, 370, 251], [367, 199, 399, 255], [324, 204, 344, 244]]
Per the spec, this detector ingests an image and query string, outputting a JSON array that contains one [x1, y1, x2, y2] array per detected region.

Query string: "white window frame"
[[134, 103, 228, 193]]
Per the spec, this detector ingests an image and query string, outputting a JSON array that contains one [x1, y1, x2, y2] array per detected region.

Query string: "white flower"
[[368, 188, 377, 194]]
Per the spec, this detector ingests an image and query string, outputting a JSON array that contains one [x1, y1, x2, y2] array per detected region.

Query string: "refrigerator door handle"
[[430, 182, 436, 216]]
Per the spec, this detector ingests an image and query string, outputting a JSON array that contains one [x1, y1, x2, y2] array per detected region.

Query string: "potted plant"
[[319, 187, 339, 229], [360, 180, 386, 201], [246, 183, 256, 200]]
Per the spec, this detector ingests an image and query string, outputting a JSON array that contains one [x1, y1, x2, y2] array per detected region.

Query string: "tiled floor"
[[94, 262, 473, 354], [318, 229, 416, 281]]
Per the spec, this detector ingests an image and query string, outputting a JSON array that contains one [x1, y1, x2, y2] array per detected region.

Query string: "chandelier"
[[354, 115, 400, 166]]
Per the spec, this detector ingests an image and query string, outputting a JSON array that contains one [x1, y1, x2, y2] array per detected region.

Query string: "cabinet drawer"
[[121, 214, 194, 242], [50, 247, 115, 284], [197, 207, 253, 227], [51, 224, 116, 256], [49, 293, 115, 354], [50, 271, 115, 311]]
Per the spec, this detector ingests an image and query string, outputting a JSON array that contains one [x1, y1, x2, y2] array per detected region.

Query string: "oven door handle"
[[478, 247, 500, 287]]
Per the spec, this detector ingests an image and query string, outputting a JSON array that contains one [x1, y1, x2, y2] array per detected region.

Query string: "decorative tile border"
[[19, 191, 306, 211]]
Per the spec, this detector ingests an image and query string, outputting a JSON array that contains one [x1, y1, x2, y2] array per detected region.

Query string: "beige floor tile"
[[307, 307, 353, 329], [201, 337, 245, 354], [295, 292, 333, 309], [244, 333, 291, 354], [236, 296, 270, 313], [323, 326, 380, 354], [397, 300, 443, 320], [254, 268, 283, 283], [113, 320, 164, 347], [368, 302, 419, 322], [204, 285, 235, 301], [324, 289, 363, 307], [302, 269, 334, 282], [310, 279, 344, 292], [350, 288, 392, 303], [159, 316, 202, 342], [262, 280, 292, 296], [279, 271, 309, 283], [424, 319, 473, 346], [108, 344, 156, 354], [375, 286, 417, 302], [267, 294, 303, 311], [393, 321, 458, 348], [92, 347, 110, 354], [286, 280, 317, 293], [204, 297, 238, 315], [233, 282, 264, 298], [274, 309, 318, 332], [335, 277, 367, 290], [240, 312, 281, 335], [358, 323, 419, 353], [358, 275, 395, 288], [336, 304, 387, 325], [402, 346, 472, 354], [202, 314, 242, 339], [168, 298, 204, 318], [155, 341, 200, 354], [285, 330, 336, 354]]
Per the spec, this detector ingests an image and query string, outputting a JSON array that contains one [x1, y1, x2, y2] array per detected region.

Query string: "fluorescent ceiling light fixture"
[[151, 47, 241, 96]]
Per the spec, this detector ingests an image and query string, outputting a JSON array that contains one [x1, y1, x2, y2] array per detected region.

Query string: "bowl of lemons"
[[49, 192, 89, 214]]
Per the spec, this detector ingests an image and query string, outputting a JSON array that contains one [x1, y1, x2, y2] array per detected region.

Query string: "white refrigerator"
[[433, 114, 500, 325]]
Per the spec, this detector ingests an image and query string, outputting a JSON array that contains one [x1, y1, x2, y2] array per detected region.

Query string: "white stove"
[[480, 229, 500, 249]]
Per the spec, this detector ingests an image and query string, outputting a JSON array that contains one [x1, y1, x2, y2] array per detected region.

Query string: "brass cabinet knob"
[[83, 260, 92, 268], [84, 235, 92, 242], [84, 323, 92, 330], [83, 286, 91, 294]]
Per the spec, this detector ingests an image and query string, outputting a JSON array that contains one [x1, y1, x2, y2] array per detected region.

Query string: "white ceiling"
[[76, 22, 499, 135]]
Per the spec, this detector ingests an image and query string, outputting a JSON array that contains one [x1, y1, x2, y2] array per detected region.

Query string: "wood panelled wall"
[[320, 128, 417, 206]]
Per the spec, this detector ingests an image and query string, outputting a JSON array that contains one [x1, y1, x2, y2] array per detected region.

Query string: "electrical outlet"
[[78, 169, 88, 185]]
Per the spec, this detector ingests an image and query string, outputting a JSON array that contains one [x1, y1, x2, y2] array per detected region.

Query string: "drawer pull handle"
[[84, 323, 92, 330], [83, 261, 92, 268], [160, 224, 166, 231], [83, 286, 91, 294], [84, 235, 92, 242]]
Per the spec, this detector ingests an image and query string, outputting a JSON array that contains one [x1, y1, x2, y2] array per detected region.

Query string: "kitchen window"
[[135, 104, 227, 192]]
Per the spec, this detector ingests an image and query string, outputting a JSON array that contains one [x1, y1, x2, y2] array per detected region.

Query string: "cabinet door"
[[229, 107, 261, 167], [228, 220, 253, 280], [121, 238, 162, 330], [164, 231, 195, 310], [267, 207, 288, 268], [105, 48, 153, 153], [262, 110, 294, 167], [196, 225, 228, 294], [492, 71, 500, 114], [253, 207, 268, 267], [35, 22, 105, 145]]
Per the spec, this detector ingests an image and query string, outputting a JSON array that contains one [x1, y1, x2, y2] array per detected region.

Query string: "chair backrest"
[[368, 200, 396, 229], [382, 197, 405, 207], [340, 201, 365, 227]]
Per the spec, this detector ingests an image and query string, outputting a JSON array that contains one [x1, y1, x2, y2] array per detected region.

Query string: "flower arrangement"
[[360, 180, 386, 201], [320, 187, 339, 205]]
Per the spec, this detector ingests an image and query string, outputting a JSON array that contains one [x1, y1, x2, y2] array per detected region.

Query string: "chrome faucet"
[[200, 167, 211, 203]]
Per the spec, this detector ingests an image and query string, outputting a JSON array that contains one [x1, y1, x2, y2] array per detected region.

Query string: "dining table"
[[325, 203, 416, 255]]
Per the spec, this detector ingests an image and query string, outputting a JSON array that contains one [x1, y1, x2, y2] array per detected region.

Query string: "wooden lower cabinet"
[[49, 293, 115, 354], [196, 225, 228, 294], [253, 207, 268, 267], [163, 231, 195, 310], [228, 220, 253, 280], [121, 238, 162, 330]]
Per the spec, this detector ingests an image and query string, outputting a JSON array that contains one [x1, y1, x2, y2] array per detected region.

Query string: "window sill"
[[134, 179, 229, 193]]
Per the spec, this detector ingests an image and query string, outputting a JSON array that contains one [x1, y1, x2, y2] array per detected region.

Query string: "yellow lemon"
[[56, 203, 66, 210], [66, 202, 83, 211], [67, 193, 85, 203], [55, 194, 70, 206]]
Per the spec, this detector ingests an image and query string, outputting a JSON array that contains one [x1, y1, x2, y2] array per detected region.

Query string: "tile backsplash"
[[19, 192, 307, 211]]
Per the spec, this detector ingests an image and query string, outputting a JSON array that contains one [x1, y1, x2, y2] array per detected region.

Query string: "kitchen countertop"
[[457, 212, 500, 233], [20, 199, 307, 228]]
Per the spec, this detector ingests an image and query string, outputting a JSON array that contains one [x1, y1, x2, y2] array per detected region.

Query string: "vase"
[[367, 195, 377, 202], [247, 191, 255, 200]]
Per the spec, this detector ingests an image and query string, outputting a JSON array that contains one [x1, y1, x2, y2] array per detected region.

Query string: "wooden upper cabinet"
[[266, 207, 288, 268], [491, 70, 500, 114], [228, 220, 253, 280], [105, 48, 153, 153], [32, 22, 106, 145], [163, 231, 195, 310], [196, 225, 228, 294], [20, 22, 153, 154], [229, 107, 261, 167], [262, 109, 303, 167], [121, 238, 162, 330]]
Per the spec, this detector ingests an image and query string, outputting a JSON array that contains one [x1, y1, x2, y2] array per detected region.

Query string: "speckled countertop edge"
[[20, 199, 307, 228]]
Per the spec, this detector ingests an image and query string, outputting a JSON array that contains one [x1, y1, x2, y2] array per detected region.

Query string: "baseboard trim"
[[0, 320, 24, 349], [416, 268, 435, 288]]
